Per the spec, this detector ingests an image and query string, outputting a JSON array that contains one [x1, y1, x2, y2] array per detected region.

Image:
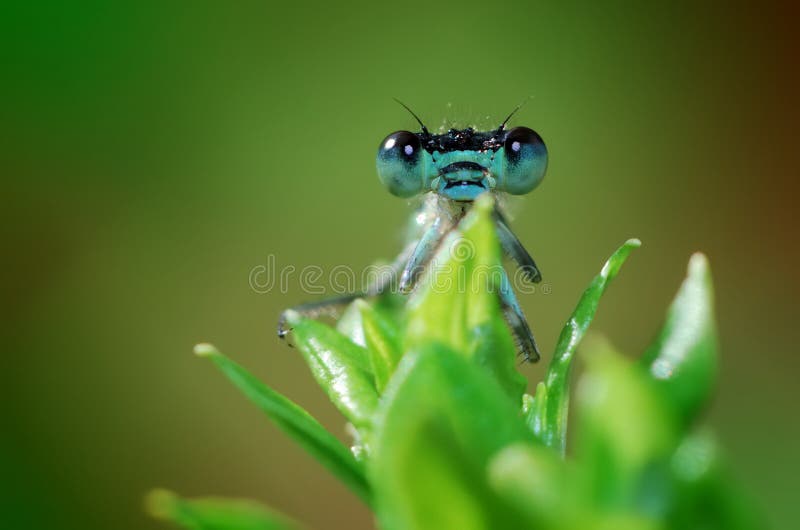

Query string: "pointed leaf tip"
[[194, 343, 219, 357], [474, 192, 495, 212], [533, 238, 640, 452], [146, 489, 304, 530], [688, 251, 709, 274], [641, 251, 717, 425], [283, 309, 301, 326], [145, 488, 177, 519]]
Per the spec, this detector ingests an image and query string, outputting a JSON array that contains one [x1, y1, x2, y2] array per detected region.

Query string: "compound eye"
[[376, 131, 425, 197], [497, 126, 548, 195], [504, 127, 544, 161], [381, 131, 420, 161]]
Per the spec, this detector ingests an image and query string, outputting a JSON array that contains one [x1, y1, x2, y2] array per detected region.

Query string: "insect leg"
[[497, 267, 541, 363], [277, 243, 415, 338], [493, 209, 542, 283], [277, 294, 359, 338], [399, 218, 454, 293]]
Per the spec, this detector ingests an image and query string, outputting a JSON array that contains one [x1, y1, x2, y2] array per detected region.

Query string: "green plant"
[[148, 196, 762, 529]]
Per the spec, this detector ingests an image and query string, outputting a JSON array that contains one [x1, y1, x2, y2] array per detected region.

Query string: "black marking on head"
[[418, 128, 506, 154]]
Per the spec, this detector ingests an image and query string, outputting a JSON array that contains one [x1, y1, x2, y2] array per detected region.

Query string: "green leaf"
[[405, 195, 526, 404], [193, 344, 371, 505], [531, 238, 641, 453], [639, 253, 717, 425], [146, 489, 302, 530], [370, 344, 534, 530], [521, 386, 547, 438], [573, 336, 678, 512], [571, 335, 760, 529], [357, 299, 402, 393], [285, 316, 379, 433], [667, 430, 765, 529], [335, 299, 368, 348], [487, 443, 575, 528]]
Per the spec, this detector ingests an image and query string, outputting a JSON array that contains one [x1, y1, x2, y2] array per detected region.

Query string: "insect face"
[[377, 125, 548, 201]]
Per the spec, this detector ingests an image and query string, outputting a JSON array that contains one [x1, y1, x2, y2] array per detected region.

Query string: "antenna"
[[498, 97, 531, 131], [393, 98, 430, 135]]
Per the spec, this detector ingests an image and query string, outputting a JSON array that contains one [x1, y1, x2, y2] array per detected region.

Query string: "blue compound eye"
[[376, 131, 425, 198], [495, 126, 548, 195]]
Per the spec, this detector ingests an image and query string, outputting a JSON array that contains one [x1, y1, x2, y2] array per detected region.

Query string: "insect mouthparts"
[[441, 161, 486, 174]]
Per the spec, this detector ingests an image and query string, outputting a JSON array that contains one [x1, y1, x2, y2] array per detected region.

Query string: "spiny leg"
[[278, 293, 362, 339], [494, 208, 542, 284], [278, 216, 455, 338], [398, 217, 455, 294], [497, 266, 541, 363], [277, 242, 415, 339]]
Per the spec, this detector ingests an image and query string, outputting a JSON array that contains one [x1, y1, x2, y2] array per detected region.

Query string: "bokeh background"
[[3, 1, 797, 529]]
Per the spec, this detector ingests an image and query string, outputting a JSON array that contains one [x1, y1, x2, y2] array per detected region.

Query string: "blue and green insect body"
[[373, 116, 549, 361], [280, 106, 549, 362]]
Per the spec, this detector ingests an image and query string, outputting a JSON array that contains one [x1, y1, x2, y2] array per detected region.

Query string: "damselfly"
[[278, 103, 548, 361]]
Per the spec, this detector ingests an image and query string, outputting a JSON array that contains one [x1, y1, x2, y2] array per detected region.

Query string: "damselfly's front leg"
[[497, 266, 541, 362], [398, 217, 456, 294], [277, 242, 415, 339], [494, 209, 542, 284]]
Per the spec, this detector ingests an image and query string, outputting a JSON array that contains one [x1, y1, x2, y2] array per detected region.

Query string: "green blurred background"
[[3, 1, 797, 528]]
